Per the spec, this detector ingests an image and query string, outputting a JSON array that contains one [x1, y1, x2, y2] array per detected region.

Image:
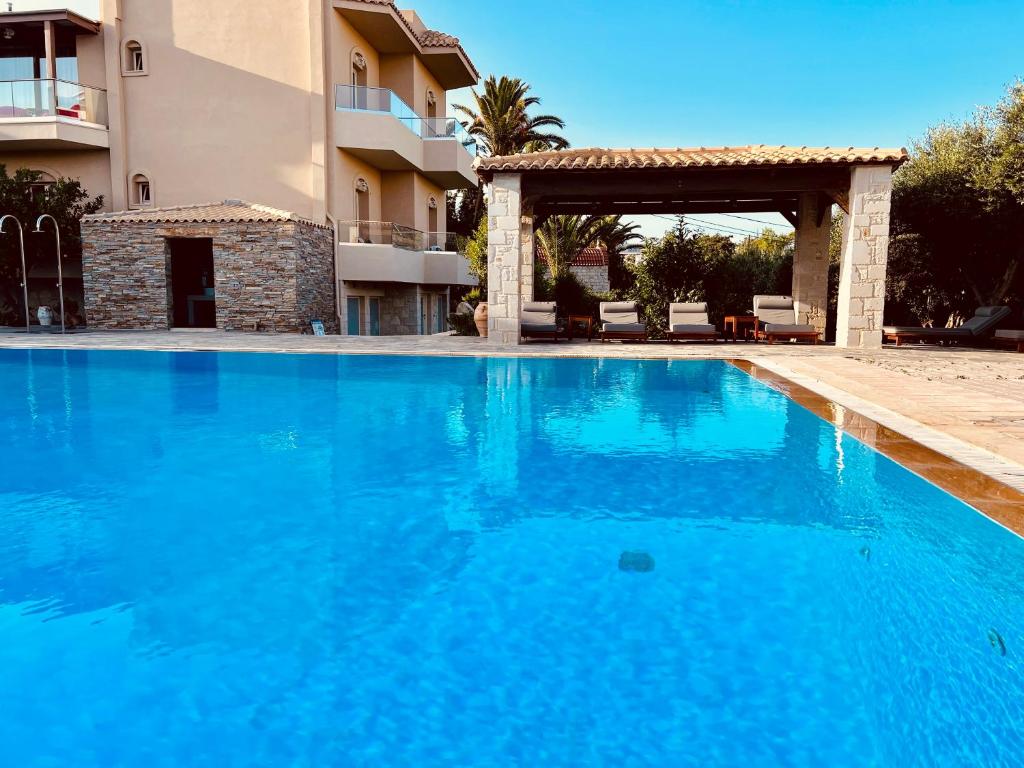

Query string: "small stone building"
[[540, 245, 611, 293], [81, 201, 337, 333]]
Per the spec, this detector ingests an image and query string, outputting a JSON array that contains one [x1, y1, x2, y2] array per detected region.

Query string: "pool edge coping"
[[728, 358, 1024, 538]]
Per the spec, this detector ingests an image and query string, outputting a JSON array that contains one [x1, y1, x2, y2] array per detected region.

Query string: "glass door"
[[346, 296, 362, 335], [368, 297, 381, 336], [434, 294, 446, 334]]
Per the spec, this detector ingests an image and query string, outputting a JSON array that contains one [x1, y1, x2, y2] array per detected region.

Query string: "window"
[[123, 40, 146, 75], [27, 171, 56, 201], [130, 173, 152, 207], [350, 51, 367, 108]]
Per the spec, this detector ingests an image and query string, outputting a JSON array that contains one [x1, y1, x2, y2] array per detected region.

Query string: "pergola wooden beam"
[[534, 198, 800, 216]]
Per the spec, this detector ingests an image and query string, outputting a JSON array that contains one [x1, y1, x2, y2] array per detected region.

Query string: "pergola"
[[476, 145, 908, 347]]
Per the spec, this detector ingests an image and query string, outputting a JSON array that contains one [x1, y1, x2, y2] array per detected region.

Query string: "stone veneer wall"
[[569, 265, 609, 294], [294, 221, 338, 333], [836, 165, 893, 349], [380, 284, 420, 335], [541, 263, 610, 294], [791, 192, 831, 335], [82, 218, 336, 332]]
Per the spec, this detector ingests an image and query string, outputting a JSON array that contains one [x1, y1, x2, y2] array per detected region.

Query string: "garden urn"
[[473, 302, 488, 337], [37, 306, 53, 326]]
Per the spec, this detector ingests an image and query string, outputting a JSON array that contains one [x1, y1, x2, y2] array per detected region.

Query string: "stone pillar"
[[836, 165, 893, 349], [791, 192, 831, 335], [487, 173, 524, 343], [520, 200, 535, 305]]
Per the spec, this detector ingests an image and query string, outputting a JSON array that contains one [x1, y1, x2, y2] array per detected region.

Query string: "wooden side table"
[[567, 314, 594, 341], [724, 315, 756, 342]]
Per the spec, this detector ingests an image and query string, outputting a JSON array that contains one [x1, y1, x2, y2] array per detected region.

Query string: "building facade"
[[0, 0, 479, 333]]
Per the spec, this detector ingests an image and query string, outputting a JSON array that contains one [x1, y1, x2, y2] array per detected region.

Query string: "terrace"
[[335, 84, 477, 188], [0, 9, 108, 149], [337, 219, 477, 285]]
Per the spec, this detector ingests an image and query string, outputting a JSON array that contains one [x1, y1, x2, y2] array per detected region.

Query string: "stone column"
[[791, 192, 831, 335], [520, 200, 535, 305], [487, 173, 524, 343], [836, 165, 893, 349]]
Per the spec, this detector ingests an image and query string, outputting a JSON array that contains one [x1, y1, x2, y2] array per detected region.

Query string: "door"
[[167, 238, 215, 328], [434, 294, 446, 333], [368, 297, 381, 336], [346, 296, 362, 335]]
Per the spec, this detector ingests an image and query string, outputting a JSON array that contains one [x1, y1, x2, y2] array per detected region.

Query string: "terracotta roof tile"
[[478, 145, 909, 176], [538, 244, 609, 268], [419, 29, 460, 47], [84, 200, 326, 227]]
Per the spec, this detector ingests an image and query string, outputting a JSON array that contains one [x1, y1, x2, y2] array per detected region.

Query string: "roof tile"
[[84, 200, 326, 227], [478, 145, 909, 176]]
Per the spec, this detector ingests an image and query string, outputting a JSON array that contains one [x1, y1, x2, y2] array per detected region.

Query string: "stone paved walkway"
[[3, 330, 1023, 497]]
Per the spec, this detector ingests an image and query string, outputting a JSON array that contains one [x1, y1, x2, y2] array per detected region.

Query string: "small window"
[[131, 173, 152, 207], [124, 40, 146, 74]]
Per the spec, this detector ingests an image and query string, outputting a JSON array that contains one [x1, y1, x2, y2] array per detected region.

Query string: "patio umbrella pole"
[[0, 215, 31, 333]]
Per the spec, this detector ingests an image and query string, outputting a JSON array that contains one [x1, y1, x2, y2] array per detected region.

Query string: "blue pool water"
[[1, 349, 1023, 766]]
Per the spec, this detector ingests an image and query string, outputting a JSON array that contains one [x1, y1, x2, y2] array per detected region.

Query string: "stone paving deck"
[[3, 330, 1023, 507]]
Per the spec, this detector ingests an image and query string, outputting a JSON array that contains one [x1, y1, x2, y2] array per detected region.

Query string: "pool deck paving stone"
[[3, 330, 1022, 532]]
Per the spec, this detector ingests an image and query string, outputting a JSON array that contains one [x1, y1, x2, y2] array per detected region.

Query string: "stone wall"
[[792, 192, 831, 334], [294, 221, 338, 333], [380, 284, 419, 335], [81, 219, 175, 330], [836, 165, 892, 349], [82, 217, 336, 333], [570, 265, 609, 294]]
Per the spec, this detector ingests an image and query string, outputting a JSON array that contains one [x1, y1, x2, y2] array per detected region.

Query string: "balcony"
[[337, 221, 477, 286], [334, 85, 477, 189], [0, 79, 109, 150]]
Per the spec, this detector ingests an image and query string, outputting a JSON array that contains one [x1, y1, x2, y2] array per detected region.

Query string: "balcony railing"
[[339, 221, 467, 253], [0, 79, 109, 127], [335, 84, 477, 156]]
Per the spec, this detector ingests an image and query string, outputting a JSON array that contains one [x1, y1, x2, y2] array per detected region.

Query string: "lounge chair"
[[520, 301, 561, 341], [666, 302, 718, 342], [883, 306, 1011, 346], [752, 295, 821, 344], [599, 301, 647, 342]]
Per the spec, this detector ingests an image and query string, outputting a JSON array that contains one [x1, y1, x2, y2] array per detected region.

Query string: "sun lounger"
[[599, 301, 647, 341], [520, 301, 561, 341], [883, 306, 1011, 346], [752, 295, 820, 343], [666, 302, 718, 342]]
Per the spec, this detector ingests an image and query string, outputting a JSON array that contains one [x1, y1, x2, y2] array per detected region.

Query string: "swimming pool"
[[1, 349, 1022, 766]]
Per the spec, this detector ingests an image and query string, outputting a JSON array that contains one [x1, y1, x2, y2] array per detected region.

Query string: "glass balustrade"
[[0, 79, 109, 126], [339, 221, 467, 254], [335, 84, 477, 156]]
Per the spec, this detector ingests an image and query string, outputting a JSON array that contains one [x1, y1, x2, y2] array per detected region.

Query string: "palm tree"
[[536, 215, 642, 282], [453, 75, 569, 158]]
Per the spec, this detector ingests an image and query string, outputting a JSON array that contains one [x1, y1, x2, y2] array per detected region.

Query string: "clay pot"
[[37, 306, 53, 326], [473, 302, 488, 337]]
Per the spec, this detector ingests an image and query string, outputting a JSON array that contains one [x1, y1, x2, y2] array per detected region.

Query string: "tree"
[[890, 80, 1024, 323], [452, 75, 570, 232], [463, 213, 488, 286], [452, 75, 569, 158], [627, 220, 793, 336], [0, 166, 104, 325]]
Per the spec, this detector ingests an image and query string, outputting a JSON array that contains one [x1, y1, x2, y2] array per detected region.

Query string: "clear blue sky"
[[40, 0, 1024, 238], [423, 0, 1024, 237]]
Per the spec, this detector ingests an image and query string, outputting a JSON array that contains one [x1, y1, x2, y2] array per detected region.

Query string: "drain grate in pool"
[[619, 551, 655, 573]]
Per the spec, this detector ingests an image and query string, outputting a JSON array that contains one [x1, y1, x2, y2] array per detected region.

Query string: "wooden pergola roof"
[[477, 145, 908, 222]]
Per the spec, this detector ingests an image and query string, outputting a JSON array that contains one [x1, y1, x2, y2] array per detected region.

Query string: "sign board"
[[310, 320, 326, 336]]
